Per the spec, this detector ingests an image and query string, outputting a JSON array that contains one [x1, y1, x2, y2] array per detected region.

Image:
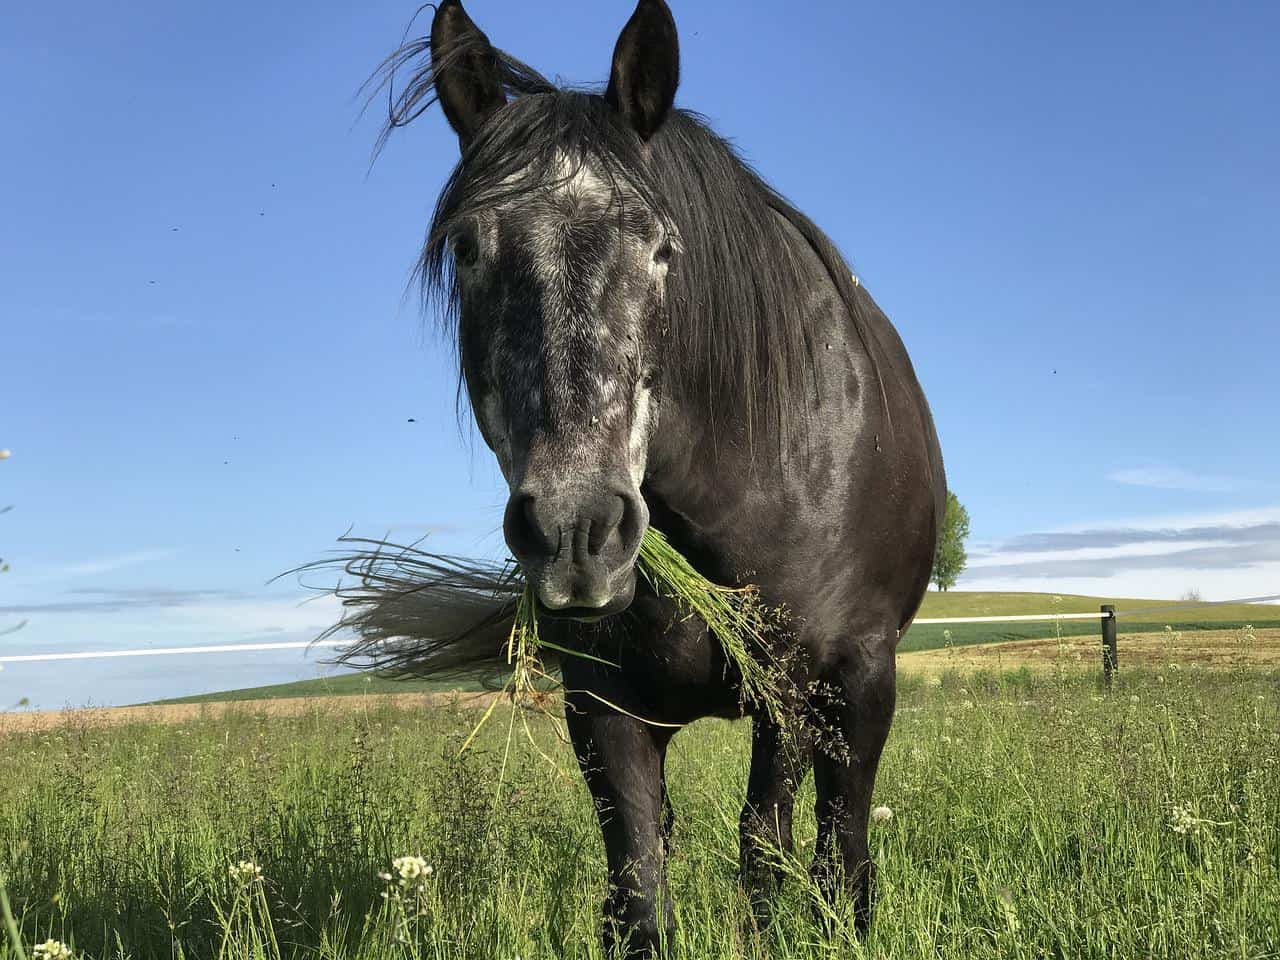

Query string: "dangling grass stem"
[[637, 526, 791, 724]]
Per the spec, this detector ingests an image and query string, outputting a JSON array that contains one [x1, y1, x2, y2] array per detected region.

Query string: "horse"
[[368, 0, 945, 953]]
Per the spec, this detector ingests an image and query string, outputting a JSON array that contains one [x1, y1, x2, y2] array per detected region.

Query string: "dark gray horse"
[[371, 0, 944, 953]]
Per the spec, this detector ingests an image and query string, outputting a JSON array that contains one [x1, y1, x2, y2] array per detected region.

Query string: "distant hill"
[[162, 591, 1278, 704], [914, 590, 1276, 623], [903, 590, 1279, 652]]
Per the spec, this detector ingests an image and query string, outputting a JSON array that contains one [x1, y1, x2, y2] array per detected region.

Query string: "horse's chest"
[[562, 598, 749, 724]]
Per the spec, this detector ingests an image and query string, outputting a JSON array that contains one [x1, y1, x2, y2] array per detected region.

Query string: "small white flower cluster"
[[1169, 802, 1206, 835], [228, 860, 264, 886], [393, 856, 432, 883], [379, 855, 436, 933], [33, 940, 74, 960], [871, 805, 894, 824], [379, 856, 434, 899]]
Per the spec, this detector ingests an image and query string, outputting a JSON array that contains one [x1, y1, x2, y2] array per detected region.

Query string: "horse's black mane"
[[368, 34, 887, 448]]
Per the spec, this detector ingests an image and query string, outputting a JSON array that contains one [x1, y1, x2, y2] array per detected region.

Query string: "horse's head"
[[428, 0, 681, 618]]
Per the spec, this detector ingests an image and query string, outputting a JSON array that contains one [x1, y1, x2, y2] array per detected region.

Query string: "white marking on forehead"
[[491, 150, 612, 209], [550, 149, 611, 204], [524, 152, 616, 405]]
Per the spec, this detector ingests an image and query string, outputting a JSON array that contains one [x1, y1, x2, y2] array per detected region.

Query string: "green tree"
[[932, 491, 970, 591]]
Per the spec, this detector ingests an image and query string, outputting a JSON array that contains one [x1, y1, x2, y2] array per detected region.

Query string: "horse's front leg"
[[739, 716, 811, 922], [566, 705, 673, 958], [810, 635, 896, 935]]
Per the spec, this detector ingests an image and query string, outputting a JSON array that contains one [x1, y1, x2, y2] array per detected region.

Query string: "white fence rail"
[[1, 611, 1120, 667], [6, 592, 1276, 679]]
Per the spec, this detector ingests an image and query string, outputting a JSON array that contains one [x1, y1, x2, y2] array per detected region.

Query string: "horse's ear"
[[431, 0, 507, 148], [605, 0, 680, 141]]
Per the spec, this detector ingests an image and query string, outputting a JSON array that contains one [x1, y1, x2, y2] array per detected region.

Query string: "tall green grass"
[[3, 665, 1278, 959]]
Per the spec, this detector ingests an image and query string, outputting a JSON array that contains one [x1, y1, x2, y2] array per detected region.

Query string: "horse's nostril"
[[504, 492, 552, 560], [618, 491, 644, 554], [587, 495, 626, 556]]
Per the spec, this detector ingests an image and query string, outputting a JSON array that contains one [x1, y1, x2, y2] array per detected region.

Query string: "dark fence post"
[[1101, 604, 1117, 684]]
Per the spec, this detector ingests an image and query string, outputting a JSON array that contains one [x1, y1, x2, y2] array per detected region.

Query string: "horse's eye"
[[653, 237, 674, 265], [452, 232, 480, 268]]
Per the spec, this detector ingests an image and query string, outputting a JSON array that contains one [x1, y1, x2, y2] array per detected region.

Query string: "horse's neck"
[[642, 394, 782, 536]]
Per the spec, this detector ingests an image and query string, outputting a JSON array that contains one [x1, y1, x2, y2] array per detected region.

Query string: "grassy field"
[[153, 591, 1280, 705], [900, 625, 1280, 676], [901, 591, 1280, 653], [914, 590, 1279, 622], [4, 657, 1279, 959]]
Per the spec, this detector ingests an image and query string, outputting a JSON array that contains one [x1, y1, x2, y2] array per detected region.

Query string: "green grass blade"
[[0, 885, 27, 960]]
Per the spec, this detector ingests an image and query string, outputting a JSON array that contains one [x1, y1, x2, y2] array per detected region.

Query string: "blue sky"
[[2, 0, 1278, 709]]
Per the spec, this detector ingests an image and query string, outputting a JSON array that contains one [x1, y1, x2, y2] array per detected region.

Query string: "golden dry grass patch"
[[898, 625, 1280, 676], [0, 689, 507, 735]]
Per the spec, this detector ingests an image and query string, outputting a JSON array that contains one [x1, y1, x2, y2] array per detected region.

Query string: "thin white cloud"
[[2, 591, 347, 655], [960, 505, 1280, 601], [1108, 465, 1235, 493], [967, 538, 1237, 569], [961, 564, 1280, 605], [30, 548, 179, 582]]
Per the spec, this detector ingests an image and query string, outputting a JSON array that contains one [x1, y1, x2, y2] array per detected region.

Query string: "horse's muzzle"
[[503, 481, 647, 617]]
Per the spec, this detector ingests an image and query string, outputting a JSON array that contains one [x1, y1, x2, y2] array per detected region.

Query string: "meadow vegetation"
[[156, 592, 1280, 705], [3, 650, 1278, 959]]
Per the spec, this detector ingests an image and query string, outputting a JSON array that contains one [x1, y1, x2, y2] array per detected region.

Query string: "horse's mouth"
[[534, 571, 636, 622]]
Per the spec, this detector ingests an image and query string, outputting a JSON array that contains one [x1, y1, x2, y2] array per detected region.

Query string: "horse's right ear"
[[431, 0, 507, 149], [605, 0, 680, 141]]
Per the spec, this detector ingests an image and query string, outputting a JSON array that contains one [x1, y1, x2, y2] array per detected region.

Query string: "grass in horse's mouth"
[[634, 527, 792, 722], [460, 526, 793, 753], [292, 526, 796, 760]]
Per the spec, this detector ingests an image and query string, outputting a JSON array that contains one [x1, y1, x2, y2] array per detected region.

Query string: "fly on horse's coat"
[[370, 0, 945, 953]]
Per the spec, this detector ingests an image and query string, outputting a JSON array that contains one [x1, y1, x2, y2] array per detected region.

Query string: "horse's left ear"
[[431, 0, 507, 149], [605, 0, 680, 141]]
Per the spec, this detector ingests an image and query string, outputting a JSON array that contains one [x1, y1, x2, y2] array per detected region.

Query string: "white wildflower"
[[381, 855, 435, 930], [33, 941, 73, 960], [871, 805, 893, 823], [1169, 803, 1198, 834], [392, 855, 430, 882], [228, 860, 263, 885]]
